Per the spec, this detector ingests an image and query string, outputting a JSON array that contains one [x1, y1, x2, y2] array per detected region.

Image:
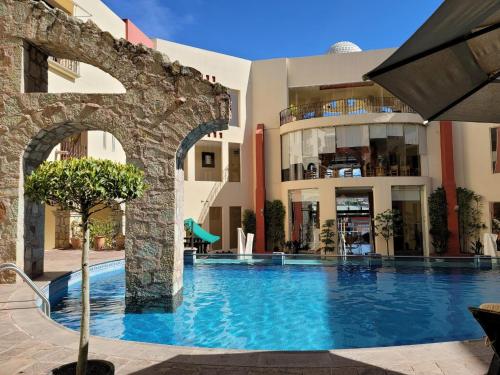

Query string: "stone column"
[[54, 209, 70, 249]]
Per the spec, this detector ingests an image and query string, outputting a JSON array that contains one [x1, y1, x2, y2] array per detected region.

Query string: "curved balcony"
[[279, 97, 415, 126]]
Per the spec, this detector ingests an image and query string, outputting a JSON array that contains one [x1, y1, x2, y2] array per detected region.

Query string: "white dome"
[[327, 41, 362, 54]]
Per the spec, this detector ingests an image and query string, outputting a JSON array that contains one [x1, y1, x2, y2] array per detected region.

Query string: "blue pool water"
[[51, 261, 500, 350]]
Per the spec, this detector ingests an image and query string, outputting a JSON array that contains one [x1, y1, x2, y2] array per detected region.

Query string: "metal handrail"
[[0, 263, 50, 317], [279, 96, 416, 125]]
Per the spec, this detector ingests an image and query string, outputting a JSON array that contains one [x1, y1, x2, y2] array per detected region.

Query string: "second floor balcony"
[[280, 96, 415, 126]]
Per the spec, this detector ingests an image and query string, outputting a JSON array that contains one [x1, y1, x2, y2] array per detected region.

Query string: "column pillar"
[[54, 209, 71, 249], [255, 124, 266, 253], [440, 121, 460, 255]]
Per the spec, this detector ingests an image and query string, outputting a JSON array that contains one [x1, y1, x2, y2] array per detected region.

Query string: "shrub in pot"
[[89, 219, 115, 251], [70, 219, 83, 250], [25, 158, 145, 375]]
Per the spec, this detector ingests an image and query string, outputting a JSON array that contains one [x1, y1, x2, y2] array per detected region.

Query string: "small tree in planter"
[[242, 209, 256, 247], [320, 219, 336, 253], [70, 219, 83, 249], [25, 158, 145, 375], [374, 209, 402, 256]]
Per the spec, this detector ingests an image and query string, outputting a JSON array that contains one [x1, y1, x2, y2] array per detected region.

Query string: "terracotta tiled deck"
[[0, 249, 494, 374]]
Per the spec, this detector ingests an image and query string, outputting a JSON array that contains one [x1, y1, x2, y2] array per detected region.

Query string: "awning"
[[364, 0, 500, 123]]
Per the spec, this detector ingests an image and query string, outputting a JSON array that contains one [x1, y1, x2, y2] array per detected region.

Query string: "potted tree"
[[320, 219, 336, 254], [89, 219, 115, 251], [25, 158, 146, 375], [374, 209, 402, 256], [70, 219, 83, 250]]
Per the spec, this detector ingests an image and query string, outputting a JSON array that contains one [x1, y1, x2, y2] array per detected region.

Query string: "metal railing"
[[0, 263, 50, 317], [279, 96, 416, 125], [48, 56, 80, 76]]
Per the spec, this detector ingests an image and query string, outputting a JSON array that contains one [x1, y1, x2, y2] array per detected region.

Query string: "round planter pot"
[[52, 360, 114, 375], [115, 234, 125, 250], [70, 237, 82, 250], [94, 236, 106, 251]]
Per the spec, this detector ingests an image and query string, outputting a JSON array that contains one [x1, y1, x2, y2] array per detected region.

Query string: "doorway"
[[335, 188, 374, 254], [209, 206, 223, 250]]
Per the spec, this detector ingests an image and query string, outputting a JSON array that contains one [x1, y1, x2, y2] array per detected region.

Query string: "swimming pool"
[[49, 258, 500, 350]]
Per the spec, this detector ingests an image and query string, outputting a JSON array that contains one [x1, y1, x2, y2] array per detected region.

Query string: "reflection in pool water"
[[51, 261, 500, 350]]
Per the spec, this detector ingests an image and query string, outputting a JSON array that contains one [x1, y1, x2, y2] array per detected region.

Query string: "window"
[[195, 141, 222, 181], [280, 124, 426, 181], [288, 189, 320, 251], [491, 128, 500, 173], [491, 202, 500, 250], [228, 89, 239, 127], [228, 143, 241, 182], [202, 152, 215, 167]]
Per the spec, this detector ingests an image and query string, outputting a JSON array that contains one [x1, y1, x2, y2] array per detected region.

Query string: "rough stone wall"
[[23, 41, 48, 93], [0, 0, 229, 302]]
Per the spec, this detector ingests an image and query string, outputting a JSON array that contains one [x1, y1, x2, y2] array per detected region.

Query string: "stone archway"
[[0, 0, 229, 304]]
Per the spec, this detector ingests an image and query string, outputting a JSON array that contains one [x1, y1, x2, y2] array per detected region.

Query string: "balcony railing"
[[279, 96, 415, 126], [48, 56, 80, 76]]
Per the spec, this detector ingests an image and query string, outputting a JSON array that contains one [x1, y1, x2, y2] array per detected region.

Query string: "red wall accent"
[[440, 121, 460, 255], [124, 19, 154, 49], [255, 124, 266, 253]]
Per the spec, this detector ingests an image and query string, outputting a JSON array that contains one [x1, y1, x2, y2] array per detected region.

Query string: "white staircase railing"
[[198, 166, 229, 223]]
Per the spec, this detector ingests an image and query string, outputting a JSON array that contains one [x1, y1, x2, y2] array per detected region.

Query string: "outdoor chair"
[[390, 165, 399, 176], [469, 304, 500, 375]]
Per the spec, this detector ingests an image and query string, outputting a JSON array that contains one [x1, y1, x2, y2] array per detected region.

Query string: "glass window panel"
[[290, 131, 303, 164], [281, 133, 290, 169], [370, 124, 387, 139], [318, 127, 336, 153], [336, 125, 369, 148], [387, 124, 404, 137], [288, 189, 320, 252], [302, 129, 318, 158], [404, 125, 418, 145]]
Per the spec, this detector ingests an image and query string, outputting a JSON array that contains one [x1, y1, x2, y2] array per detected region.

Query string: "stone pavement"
[[0, 249, 494, 374]]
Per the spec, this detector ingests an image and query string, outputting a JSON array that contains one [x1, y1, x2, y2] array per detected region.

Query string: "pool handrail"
[[0, 262, 50, 317]]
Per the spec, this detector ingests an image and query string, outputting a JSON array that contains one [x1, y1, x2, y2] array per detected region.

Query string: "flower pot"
[[115, 234, 125, 250], [70, 237, 82, 250], [52, 359, 114, 375], [94, 236, 106, 251]]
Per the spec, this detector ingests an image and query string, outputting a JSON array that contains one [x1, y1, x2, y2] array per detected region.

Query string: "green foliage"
[[242, 209, 256, 236], [320, 219, 336, 253], [456, 187, 486, 253], [89, 219, 116, 248], [25, 158, 146, 219], [428, 187, 449, 254], [374, 209, 402, 256], [265, 200, 285, 251]]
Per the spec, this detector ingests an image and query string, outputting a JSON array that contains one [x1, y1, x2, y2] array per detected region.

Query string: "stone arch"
[[0, 0, 230, 304]]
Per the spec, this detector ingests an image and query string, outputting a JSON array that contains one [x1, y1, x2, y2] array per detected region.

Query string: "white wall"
[[154, 39, 253, 250]]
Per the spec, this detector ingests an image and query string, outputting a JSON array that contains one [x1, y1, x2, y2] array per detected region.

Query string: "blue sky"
[[102, 0, 443, 60]]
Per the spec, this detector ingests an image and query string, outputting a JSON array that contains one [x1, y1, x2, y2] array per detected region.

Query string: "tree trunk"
[[386, 239, 390, 257], [76, 213, 90, 375]]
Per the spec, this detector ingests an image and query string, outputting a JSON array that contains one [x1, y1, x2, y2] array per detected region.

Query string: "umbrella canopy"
[[364, 0, 500, 123]]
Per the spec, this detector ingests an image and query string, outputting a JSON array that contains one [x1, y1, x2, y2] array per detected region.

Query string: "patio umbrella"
[[364, 0, 500, 123]]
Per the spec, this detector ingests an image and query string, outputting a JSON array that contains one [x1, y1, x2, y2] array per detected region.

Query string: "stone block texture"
[[0, 0, 229, 302]]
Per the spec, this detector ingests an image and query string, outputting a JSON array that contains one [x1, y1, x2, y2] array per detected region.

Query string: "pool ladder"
[[0, 263, 50, 317]]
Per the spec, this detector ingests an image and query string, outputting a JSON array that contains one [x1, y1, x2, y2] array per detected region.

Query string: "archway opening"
[[23, 125, 127, 278]]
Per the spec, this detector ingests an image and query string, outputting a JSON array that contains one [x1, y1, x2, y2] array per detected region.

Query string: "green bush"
[[320, 219, 336, 253], [242, 209, 256, 236], [265, 200, 285, 251], [428, 187, 449, 254]]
